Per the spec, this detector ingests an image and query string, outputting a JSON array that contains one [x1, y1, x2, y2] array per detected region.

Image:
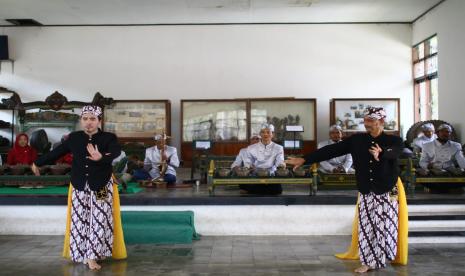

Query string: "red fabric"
[[7, 133, 38, 165], [56, 153, 73, 165]]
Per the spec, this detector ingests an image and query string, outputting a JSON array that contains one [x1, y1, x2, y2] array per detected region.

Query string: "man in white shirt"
[[231, 134, 260, 193], [143, 134, 180, 184], [412, 123, 437, 154], [231, 134, 261, 171], [317, 125, 354, 174], [242, 123, 285, 195], [418, 124, 465, 176]]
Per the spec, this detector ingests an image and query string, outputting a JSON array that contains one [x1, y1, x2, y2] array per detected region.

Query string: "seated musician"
[[412, 123, 437, 154], [317, 125, 354, 174], [231, 134, 261, 171], [143, 133, 180, 184], [7, 133, 38, 165], [242, 124, 285, 195], [127, 154, 149, 181], [112, 150, 128, 173], [418, 124, 465, 176]]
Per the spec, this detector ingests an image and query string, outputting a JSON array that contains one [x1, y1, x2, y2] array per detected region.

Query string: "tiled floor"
[[0, 235, 464, 275]]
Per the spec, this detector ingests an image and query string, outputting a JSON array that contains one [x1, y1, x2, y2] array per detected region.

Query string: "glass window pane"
[[415, 43, 424, 60], [419, 82, 427, 121], [250, 100, 315, 141], [426, 56, 438, 75], [430, 78, 439, 120], [182, 101, 247, 142], [414, 61, 425, 79], [428, 36, 438, 55]]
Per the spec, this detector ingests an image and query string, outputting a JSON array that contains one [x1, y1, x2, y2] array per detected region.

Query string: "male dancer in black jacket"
[[286, 107, 403, 273], [32, 105, 121, 270]]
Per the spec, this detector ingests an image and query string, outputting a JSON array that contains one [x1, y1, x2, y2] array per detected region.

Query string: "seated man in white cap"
[[318, 125, 354, 174], [143, 133, 180, 184], [231, 134, 261, 171], [418, 124, 465, 176], [412, 123, 437, 154], [242, 123, 285, 195]]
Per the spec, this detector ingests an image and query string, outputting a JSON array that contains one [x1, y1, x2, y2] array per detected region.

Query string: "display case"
[[181, 100, 248, 166], [250, 99, 316, 141], [182, 100, 247, 142], [104, 100, 171, 143], [181, 98, 317, 164], [330, 98, 400, 135]]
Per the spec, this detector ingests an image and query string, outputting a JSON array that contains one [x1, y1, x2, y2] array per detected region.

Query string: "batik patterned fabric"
[[80, 105, 103, 118], [357, 191, 398, 269], [70, 178, 113, 263], [363, 107, 387, 120]]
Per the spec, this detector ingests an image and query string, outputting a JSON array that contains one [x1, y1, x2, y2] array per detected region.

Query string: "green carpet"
[[0, 182, 143, 195], [0, 186, 69, 195], [122, 182, 144, 194], [121, 211, 200, 244]]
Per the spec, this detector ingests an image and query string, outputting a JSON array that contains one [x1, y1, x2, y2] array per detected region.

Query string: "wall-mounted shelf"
[[20, 121, 78, 132]]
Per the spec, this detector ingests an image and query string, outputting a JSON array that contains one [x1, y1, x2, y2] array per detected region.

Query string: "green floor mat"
[[121, 182, 144, 194], [0, 186, 69, 195], [121, 211, 200, 244], [0, 182, 142, 195]]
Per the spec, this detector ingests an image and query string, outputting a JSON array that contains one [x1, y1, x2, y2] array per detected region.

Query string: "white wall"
[[1, 204, 464, 239], [413, 0, 465, 141], [0, 24, 413, 152]]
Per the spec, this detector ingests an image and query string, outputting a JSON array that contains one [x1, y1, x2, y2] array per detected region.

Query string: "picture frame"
[[330, 98, 400, 133], [103, 100, 171, 139]]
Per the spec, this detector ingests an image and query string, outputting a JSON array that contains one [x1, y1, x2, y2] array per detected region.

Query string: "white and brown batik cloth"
[[357, 188, 399, 269], [70, 178, 114, 263]]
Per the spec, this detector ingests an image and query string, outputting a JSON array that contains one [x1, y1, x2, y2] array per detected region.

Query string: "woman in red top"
[[7, 133, 38, 165]]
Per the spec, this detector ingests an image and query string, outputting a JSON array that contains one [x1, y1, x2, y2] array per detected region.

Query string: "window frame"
[[412, 34, 438, 122]]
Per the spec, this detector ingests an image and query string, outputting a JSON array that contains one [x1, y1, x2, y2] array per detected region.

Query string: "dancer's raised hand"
[[87, 144, 102, 161]]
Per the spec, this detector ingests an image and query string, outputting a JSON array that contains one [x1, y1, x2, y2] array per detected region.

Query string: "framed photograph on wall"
[[330, 98, 400, 133], [103, 100, 170, 139]]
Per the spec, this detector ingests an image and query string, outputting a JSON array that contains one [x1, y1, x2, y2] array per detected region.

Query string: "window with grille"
[[413, 35, 438, 122]]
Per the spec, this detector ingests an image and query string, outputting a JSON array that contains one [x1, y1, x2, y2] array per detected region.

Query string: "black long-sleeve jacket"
[[34, 129, 121, 191], [304, 132, 403, 194]]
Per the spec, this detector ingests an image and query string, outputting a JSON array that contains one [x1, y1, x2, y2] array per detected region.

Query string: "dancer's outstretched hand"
[[285, 157, 305, 170], [31, 163, 40, 176], [87, 143, 102, 161]]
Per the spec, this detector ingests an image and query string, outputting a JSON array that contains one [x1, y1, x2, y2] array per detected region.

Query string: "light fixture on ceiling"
[[5, 19, 43, 26]]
